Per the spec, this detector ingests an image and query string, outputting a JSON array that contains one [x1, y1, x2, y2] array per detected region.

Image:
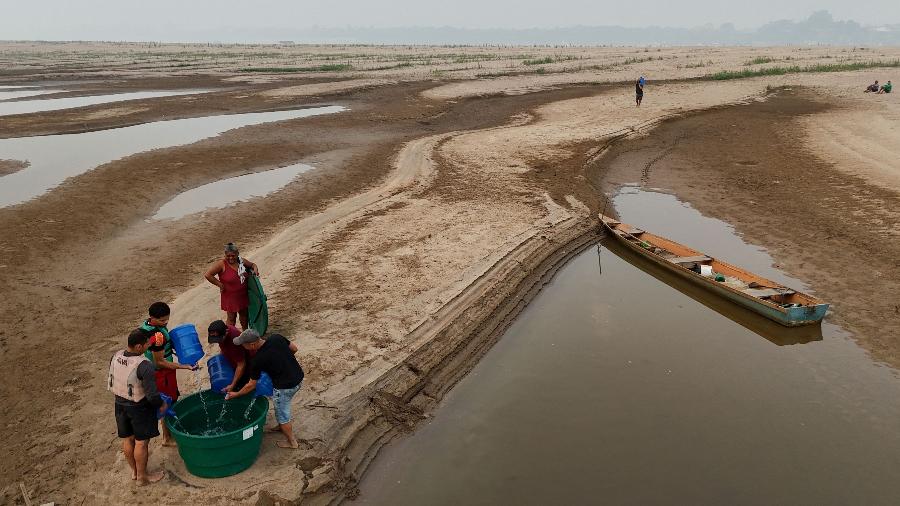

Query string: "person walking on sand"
[[141, 301, 198, 446], [205, 243, 259, 330], [635, 76, 645, 106], [226, 329, 304, 449], [109, 328, 169, 486]]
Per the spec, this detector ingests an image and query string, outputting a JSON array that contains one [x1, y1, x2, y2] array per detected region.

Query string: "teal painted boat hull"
[[601, 216, 828, 327]]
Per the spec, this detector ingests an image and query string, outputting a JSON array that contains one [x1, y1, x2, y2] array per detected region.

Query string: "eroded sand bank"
[[2, 44, 900, 504]]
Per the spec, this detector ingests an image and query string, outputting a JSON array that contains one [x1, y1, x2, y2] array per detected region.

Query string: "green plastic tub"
[[165, 391, 269, 478]]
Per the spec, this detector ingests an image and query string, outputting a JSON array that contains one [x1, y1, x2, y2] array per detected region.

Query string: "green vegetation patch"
[[709, 60, 900, 80], [523, 56, 554, 66], [368, 62, 413, 71], [745, 56, 776, 65]]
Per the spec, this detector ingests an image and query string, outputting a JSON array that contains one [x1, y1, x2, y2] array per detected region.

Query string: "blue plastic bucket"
[[255, 372, 273, 397], [169, 323, 204, 366], [207, 354, 235, 393], [157, 393, 177, 419]]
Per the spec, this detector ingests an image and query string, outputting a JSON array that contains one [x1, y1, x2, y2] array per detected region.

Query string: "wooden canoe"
[[600, 214, 828, 327], [602, 238, 823, 345]]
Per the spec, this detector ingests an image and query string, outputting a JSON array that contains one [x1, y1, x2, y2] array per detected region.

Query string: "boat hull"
[[602, 220, 828, 327]]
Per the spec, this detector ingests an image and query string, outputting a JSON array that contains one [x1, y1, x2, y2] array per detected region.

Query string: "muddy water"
[[152, 163, 314, 220], [0, 105, 345, 207], [358, 189, 900, 505], [0, 89, 209, 116]]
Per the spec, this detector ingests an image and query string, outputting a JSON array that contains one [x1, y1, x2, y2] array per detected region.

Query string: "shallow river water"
[[0, 105, 345, 207], [0, 87, 61, 101], [0, 89, 209, 116], [152, 163, 315, 220], [357, 188, 900, 505]]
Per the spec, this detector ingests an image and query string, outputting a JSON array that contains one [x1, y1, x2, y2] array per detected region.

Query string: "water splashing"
[[169, 413, 186, 432], [243, 397, 257, 421], [194, 371, 211, 426]]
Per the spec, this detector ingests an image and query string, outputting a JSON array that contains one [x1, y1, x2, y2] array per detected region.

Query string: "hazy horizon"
[[2, 1, 900, 43]]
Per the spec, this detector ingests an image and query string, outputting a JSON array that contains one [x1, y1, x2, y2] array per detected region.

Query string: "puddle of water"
[[358, 189, 900, 505], [152, 163, 314, 220], [0, 106, 345, 208], [0, 90, 210, 116], [0, 89, 62, 101]]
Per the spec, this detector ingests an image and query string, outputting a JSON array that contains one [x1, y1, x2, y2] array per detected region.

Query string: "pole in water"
[[596, 243, 603, 274]]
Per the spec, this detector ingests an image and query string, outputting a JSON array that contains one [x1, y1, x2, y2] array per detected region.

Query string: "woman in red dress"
[[205, 243, 259, 329]]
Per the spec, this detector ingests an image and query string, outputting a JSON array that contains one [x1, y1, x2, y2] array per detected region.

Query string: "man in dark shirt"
[[109, 328, 168, 485], [207, 319, 250, 391], [226, 329, 304, 449], [635, 76, 644, 106]]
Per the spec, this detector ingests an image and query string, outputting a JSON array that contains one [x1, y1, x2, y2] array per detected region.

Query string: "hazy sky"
[[1, 0, 898, 41]]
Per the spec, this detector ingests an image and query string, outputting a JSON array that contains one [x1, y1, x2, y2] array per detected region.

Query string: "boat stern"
[[783, 303, 829, 326]]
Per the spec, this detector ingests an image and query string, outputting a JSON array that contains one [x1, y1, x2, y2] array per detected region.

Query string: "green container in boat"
[[165, 391, 269, 478]]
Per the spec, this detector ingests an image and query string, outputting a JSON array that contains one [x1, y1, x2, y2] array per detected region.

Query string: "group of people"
[[865, 79, 892, 94], [108, 243, 305, 486]]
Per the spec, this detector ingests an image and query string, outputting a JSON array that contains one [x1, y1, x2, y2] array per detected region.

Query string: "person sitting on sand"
[[226, 329, 304, 449], [865, 80, 879, 93], [141, 302, 198, 446], [109, 328, 169, 486], [879, 80, 892, 94], [204, 243, 259, 330]]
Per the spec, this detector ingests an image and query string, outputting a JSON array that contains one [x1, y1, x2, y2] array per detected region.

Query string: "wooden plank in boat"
[[742, 287, 796, 298], [667, 255, 712, 264]]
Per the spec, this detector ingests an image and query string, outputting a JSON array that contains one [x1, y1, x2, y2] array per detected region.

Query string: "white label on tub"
[[243, 427, 253, 440]]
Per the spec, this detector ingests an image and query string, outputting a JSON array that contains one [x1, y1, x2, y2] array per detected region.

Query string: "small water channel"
[[358, 188, 900, 505], [0, 89, 210, 116], [151, 163, 315, 220], [0, 88, 61, 101], [0, 106, 345, 208]]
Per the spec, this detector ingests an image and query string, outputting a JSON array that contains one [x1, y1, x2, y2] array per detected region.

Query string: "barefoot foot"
[[276, 440, 299, 449], [138, 470, 166, 486]]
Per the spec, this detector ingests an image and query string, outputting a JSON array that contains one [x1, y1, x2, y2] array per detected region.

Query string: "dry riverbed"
[[1, 43, 899, 504]]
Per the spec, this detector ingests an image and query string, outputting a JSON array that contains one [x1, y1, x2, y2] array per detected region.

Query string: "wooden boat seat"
[[742, 287, 796, 298], [628, 228, 645, 235], [667, 255, 712, 264]]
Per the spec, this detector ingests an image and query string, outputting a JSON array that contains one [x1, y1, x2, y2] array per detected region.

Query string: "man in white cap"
[[226, 329, 304, 449]]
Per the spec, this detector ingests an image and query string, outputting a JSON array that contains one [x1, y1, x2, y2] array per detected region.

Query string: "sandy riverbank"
[[2, 44, 899, 504]]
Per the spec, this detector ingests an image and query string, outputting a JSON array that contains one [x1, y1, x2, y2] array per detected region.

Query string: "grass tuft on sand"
[[745, 56, 776, 65], [709, 59, 900, 80], [523, 57, 554, 66]]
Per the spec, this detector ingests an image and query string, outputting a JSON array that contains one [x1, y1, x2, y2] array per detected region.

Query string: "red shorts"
[[155, 368, 180, 401]]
